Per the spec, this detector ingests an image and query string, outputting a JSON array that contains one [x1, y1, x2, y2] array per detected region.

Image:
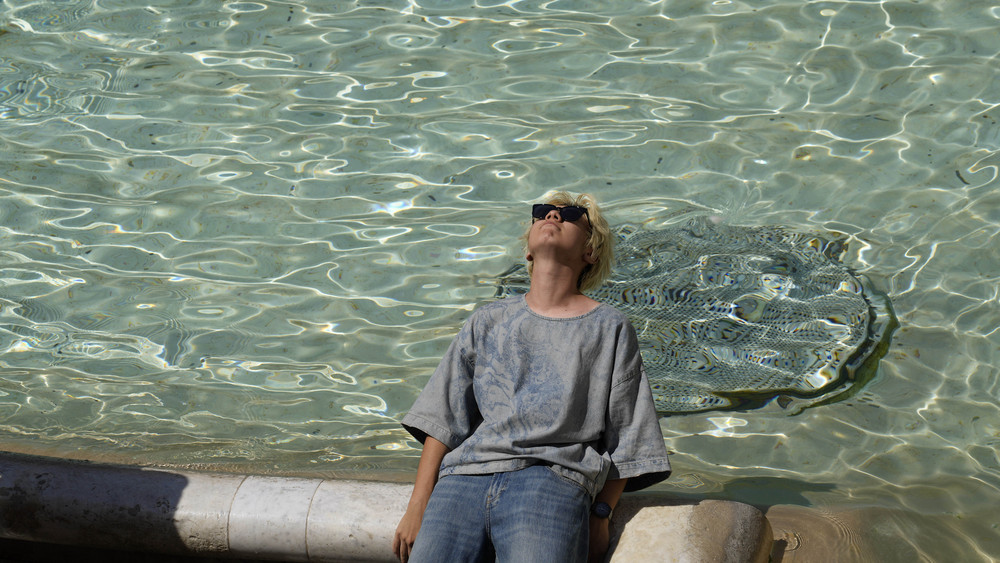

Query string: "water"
[[1, 0, 998, 560]]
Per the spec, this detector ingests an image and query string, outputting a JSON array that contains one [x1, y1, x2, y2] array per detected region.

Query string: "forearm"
[[594, 478, 627, 511], [394, 436, 450, 561], [407, 436, 450, 507], [588, 478, 627, 563]]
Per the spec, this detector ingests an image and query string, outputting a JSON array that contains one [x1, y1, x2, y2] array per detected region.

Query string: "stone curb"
[[0, 452, 771, 562]]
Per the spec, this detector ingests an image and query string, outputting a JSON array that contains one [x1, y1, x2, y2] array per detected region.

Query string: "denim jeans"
[[409, 465, 590, 563]]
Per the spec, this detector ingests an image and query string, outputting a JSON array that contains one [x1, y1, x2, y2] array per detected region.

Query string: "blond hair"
[[522, 191, 613, 292]]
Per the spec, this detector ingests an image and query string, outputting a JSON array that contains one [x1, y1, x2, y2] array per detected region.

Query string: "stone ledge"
[[0, 452, 771, 562], [611, 495, 772, 563]]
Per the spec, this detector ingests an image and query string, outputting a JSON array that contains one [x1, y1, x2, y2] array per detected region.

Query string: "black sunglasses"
[[531, 204, 589, 223]]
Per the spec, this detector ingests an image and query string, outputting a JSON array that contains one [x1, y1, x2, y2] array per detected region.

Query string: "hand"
[[392, 503, 425, 562], [588, 516, 611, 563]]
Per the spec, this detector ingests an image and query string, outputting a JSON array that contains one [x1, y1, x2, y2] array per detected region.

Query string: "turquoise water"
[[1, 0, 999, 560]]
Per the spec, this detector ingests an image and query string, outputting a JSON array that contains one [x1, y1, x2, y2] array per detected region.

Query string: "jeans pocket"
[[543, 466, 589, 498]]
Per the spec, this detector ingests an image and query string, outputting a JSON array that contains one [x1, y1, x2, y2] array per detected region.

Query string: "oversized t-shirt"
[[401, 295, 671, 498]]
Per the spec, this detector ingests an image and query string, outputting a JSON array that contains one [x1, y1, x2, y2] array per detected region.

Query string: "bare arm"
[[392, 436, 450, 562], [589, 477, 627, 563]]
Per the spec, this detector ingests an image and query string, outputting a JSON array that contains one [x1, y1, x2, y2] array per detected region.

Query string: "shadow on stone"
[[0, 451, 198, 556]]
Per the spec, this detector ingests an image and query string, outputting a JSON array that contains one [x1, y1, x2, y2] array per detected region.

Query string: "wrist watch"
[[591, 501, 613, 519]]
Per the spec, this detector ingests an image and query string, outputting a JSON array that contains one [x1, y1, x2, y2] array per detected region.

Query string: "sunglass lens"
[[532, 204, 555, 219], [560, 207, 585, 221]]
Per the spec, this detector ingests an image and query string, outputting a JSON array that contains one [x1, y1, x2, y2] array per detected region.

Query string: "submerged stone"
[[496, 216, 897, 415]]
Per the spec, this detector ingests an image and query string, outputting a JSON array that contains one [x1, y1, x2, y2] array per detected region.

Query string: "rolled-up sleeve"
[[401, 318, 480, 450], [602, 326, 672, 492]]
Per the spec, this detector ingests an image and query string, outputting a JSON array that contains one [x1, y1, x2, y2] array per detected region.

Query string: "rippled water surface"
[[2, 1, 999, 560]]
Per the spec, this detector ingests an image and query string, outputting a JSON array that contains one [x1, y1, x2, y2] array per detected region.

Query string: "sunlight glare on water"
[[1, 0, 1000, 560]]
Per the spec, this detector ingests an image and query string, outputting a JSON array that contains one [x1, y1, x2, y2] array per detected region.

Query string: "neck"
[[524, 261, 594, 317]]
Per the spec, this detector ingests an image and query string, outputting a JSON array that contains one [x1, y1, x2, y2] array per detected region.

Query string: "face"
[[526, 203, 596, 265]]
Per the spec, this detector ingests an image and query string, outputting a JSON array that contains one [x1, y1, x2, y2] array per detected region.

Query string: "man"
[[393, 192, 671, 562]]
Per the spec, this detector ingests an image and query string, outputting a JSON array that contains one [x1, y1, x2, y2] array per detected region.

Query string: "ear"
[[583, 247, 597, 265]]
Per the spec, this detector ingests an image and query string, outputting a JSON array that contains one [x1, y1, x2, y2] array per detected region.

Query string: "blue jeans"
[[409, 465, 590, 563]]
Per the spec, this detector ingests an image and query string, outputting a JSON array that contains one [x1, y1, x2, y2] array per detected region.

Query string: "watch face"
[[592, 502, 613, 518]]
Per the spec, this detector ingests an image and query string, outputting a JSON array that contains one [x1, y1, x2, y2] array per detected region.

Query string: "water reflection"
[[1, 0, 1000, 560]]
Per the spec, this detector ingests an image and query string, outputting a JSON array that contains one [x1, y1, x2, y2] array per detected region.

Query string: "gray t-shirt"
[[402, 295, 671, 498]]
